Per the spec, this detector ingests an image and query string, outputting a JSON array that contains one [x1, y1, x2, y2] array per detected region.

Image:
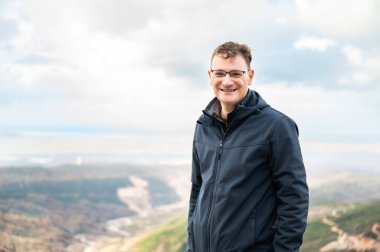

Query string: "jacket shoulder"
[[260, 106, 290, 124], [261, 106, 299, 136]]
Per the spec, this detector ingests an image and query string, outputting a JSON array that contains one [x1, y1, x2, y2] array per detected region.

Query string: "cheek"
[[239, 81, 249, 88], [210, 83, 218, 93], [211, 80, 221, 88]]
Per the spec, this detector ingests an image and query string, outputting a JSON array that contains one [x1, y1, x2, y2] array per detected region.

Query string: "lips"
[[221, 88, 237, 92]]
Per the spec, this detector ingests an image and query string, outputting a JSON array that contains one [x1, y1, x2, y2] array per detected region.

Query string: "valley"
[[0, 164, 188, 252], [0, 165, 379, 252]]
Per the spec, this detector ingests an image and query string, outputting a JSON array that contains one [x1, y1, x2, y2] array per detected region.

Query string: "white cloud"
[[1, 0, 379, 143], [294, 36, 335, 52], [0, 0, 280, 134], [295, 0, 380, 37], [342, 45, 363, 65], [255, 82, 380, 141], [4, 23, 213, 133], [0, 0, 379, 173], [339, 44, 380, 87], [274, 17, 288, 25]]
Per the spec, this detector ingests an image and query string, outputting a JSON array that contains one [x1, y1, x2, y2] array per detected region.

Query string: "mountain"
[[133, 213, 187, 252], [0, 164, 183, 252], [94, 200, 380, 252], [302, 199, 380, 251], [118, 172, 380, 252], [118, 199, 380, 252], [1, 166, 379, 252], [96, 212, 188, 252], [309, 172, 380, 206]]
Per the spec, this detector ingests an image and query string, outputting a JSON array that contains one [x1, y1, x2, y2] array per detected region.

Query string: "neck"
[[221, 104, 235, 120]]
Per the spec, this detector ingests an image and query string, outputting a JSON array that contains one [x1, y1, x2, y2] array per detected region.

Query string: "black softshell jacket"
[[188, 90, 309, 252]]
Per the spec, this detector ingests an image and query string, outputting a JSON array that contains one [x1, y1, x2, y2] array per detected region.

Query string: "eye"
[[230, 71, 243, 78], [213, 71, 226, 77]]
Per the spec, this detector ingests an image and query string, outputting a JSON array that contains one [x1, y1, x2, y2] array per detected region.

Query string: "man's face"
[[208, 54, 254, 109]]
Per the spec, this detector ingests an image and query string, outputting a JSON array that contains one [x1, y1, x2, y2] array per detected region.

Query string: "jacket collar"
[[198, 89, 270, 126]]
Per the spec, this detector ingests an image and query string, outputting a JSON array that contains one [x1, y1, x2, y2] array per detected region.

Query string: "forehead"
[[211, 54, 248, 70]]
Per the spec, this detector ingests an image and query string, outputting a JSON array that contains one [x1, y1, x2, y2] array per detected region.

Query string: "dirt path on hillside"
[[66, 173, 189, 252], [320, 217, 380, 252]]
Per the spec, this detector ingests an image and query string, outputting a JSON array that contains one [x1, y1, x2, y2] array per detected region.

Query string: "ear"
[[248, 69, 254, 85], [208, 69, 212, 83]]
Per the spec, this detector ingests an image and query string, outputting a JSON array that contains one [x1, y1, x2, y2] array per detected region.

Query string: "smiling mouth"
[[221, 88, 237, 92]]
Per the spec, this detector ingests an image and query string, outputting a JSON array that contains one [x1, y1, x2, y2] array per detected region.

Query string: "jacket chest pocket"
[[195, 142, 219, 179]]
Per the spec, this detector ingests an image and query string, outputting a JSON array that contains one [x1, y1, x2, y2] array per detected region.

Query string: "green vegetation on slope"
[[135, 213, 187, 252], [331, 199, 380, 236], [0, 165, 184, 252], [0, 178, 132, 206], [301, 220, 336, 252], [134, 214, 338, 252], [135, 199, 380, 252]]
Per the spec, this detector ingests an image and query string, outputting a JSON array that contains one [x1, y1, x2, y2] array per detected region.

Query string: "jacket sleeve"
[[188, 139, 202, 220], [187, 136, 202, 252], [270, 116, 309, 252]]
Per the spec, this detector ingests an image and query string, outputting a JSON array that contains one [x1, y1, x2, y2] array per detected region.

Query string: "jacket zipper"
[[205, 133, 223, 252], [205, 108, 240, 252]]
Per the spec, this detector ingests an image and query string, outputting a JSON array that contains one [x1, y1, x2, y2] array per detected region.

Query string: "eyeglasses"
[[210, 69, 246, 78]]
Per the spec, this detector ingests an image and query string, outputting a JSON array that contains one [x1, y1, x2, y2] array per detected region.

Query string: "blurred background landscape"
[[0, 0, 379, 251]]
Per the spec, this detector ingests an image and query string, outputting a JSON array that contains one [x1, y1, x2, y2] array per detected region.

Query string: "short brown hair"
[[211, 41, 252, 69]]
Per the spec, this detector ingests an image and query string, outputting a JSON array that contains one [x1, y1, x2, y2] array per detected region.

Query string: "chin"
[[219, 99, 238, 106], [218, 94, 239, 102]]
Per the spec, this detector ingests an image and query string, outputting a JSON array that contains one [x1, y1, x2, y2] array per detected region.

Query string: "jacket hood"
[[199, 89, 270, 126]]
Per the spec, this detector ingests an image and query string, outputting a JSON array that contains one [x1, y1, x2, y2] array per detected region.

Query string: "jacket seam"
[[269, 115, 288, 141], [223, 142, 268, 149], [194, 140, 219, 149]]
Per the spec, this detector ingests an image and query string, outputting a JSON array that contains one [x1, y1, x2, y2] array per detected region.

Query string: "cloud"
[[83, 0, 164, 35], [0, 0, 379, 143], [255, 82, 380, 142], [294, 36, 335, 52], [2, 23, 212, 133], [339, 44, 380, 88], [295, 0, 380, 37], [0, 0, 379, 173], [342, 45, 363, 65], [0, 0, 280, 134]]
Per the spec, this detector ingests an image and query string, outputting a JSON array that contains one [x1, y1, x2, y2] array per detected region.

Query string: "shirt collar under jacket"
[[200, 89, 270, 128]]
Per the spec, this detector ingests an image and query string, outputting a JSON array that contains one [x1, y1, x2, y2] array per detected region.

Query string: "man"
[[187, 41, 309, 252]]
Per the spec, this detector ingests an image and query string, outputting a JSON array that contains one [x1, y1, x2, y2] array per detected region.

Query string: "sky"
[[0, 0, 379, 171]]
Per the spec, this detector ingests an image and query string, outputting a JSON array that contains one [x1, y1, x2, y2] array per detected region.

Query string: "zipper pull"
[[218, 143, 223, 160]]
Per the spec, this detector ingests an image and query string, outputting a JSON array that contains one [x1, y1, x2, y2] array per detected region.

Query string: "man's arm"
[[270, 116, 309, 252], [188, 139, 202, 220], [189, 183, 201, 220], [187, 139, 202, 252]]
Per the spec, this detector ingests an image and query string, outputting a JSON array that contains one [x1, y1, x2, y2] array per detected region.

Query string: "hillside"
[[118, 172, 380, 252], [130, 213, 187, 252], [0, 164, 182, 252], [319, 200, 380, 252], [121, 199, 380, 252], [1, 167, 379, 252], [310, 173, 380, 206], [90, 212, 188, 252]]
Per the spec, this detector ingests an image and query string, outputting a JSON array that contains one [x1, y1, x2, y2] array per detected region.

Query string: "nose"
[[222, 74, 233, 85]]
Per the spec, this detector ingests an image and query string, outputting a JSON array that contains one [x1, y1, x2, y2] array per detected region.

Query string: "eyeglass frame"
[[210, 69, 247, 78]]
